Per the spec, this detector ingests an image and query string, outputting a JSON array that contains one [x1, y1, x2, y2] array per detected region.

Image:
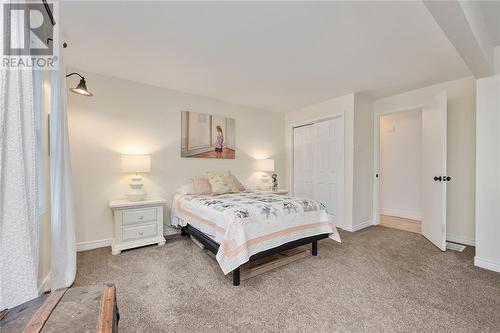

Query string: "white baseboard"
[[380, 208, 421, 221], [341, 220, 372, 232], [474, 256, 500, 273], [76, 238, 112, 252], [446, 234, 475, 246], [77, 232, 176, 251], [38, 272, 51, 294], [336, 223, 349, 231], [352, 220, 372, 232]]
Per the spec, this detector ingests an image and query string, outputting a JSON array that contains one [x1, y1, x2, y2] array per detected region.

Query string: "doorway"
[[373, 91, 448, 251], [378, 109, 422, 234]]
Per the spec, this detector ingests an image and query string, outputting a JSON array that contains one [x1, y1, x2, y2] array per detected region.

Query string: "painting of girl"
[[181, 111, 236, 159], [215, 125, 224, 158]]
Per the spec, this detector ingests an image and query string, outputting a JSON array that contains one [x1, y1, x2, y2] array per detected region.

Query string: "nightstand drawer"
[[122, 208, 157, 225], [122, 223, 157, 241]]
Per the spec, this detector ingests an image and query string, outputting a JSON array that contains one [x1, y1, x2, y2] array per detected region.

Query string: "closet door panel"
[[293, 117, 343, 226], [297, 181, 314, 200], [293, 124, 314, 198], [317, 183, 337, 212], [314, 118, 343, 223]]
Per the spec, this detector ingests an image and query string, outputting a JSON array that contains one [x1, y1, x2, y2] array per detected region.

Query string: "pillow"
[[177, 182, 195, 195], [192, 177, 212, 195], [230, 173, 246, 191], [207, 171, 240, 195]]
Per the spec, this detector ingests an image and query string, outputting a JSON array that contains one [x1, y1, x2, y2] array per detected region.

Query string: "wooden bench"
[[0, 284, 119, 333]]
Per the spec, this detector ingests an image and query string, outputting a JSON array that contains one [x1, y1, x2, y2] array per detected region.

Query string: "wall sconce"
[[66, 72, 93, 97]]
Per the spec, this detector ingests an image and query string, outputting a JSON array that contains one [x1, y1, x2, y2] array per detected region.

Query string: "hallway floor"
[[380, 214, 421, 234]]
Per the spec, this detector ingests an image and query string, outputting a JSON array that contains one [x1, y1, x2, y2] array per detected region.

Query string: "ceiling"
[[60, 1, 471, 112], [477, 0, 500, 47]]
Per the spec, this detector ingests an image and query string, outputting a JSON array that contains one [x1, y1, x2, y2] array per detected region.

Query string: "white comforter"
[[171, 191, 340, 274]]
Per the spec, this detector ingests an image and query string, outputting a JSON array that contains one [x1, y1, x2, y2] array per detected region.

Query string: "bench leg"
[[181, 226, 187, 236], [232, 267, 240, 286], [312, 240, 318, 256]]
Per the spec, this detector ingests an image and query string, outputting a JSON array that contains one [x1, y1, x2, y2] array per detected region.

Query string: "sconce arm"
[[65, 72, 85, 80]]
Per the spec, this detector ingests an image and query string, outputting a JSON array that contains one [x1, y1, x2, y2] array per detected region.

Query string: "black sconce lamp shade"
[[70, 78, 93, 96], [66, 73, 93, 97]]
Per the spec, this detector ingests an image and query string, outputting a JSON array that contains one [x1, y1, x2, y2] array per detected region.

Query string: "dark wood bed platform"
[[181, 224, 329, 286]]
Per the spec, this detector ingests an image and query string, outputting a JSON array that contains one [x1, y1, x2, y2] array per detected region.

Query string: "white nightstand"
[[109, 197, 167, 255]]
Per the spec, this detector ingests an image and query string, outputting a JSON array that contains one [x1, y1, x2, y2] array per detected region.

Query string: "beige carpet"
[[74, 226, 500, 332]]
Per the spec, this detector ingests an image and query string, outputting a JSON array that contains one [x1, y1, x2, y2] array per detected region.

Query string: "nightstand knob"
[[139, 232, 144, 236], [138, 215, 143, 220]]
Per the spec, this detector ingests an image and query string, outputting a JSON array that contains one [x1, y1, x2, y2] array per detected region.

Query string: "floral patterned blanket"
[[171, 191, 340, 274]]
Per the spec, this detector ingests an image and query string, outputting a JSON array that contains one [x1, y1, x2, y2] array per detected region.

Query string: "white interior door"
[[293, 117, 344, 226], [421, 91, 447, 251]]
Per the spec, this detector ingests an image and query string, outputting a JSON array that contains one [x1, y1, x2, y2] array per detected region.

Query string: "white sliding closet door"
[[293, 124, 315, 199], [315, 118, 343, 222], [293, 117, 344, 225]]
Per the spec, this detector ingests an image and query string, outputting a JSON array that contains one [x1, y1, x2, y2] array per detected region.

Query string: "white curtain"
[[50, 33, 76, 291], [0, 7, 40, 308]]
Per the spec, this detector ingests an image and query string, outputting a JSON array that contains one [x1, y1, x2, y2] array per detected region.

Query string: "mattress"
[[171, 191, 340, 274]]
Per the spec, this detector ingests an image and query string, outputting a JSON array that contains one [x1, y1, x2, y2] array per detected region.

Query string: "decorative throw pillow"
[[207, 171, 240, 195], [191, 177, 212, 195], [230, 172, 246, 191]]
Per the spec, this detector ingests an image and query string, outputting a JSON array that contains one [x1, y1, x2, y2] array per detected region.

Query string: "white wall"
[[67, 69, 285, 245], [379, 109, 422, 220], [475, 46, 500, 272], [352, 94, 374, 229], [374, 77, 476, 245]]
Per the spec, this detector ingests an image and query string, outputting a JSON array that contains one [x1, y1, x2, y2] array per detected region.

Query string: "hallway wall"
[[379, 109, 422, 220]]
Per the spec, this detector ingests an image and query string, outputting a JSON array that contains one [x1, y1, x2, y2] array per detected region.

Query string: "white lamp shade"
[[121, 154, 151, 173], [255, 159, 275, 172]]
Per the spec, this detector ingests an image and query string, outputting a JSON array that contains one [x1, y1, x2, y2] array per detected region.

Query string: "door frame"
[[289, 112, 345, 228], [371, 104, 424, 226]]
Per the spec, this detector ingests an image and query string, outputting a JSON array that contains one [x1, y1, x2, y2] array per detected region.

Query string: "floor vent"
[[446, 242, 466, 252]]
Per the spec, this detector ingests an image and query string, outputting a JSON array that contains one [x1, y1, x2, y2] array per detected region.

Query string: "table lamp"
[[255, 159, 277, 191], [121, 154, 151, 201]]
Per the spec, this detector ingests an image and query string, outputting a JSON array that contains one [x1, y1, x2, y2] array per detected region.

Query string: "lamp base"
[[126, 175, 147, 202], [126, 191, 147, 202], [258, 173, 273, 191]]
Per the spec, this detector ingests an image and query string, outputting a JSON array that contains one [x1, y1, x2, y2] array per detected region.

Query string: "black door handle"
[[434, 176, 442, 181]]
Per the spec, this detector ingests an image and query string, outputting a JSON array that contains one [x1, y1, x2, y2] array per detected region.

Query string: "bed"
[[171, 190, 341, 285]]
